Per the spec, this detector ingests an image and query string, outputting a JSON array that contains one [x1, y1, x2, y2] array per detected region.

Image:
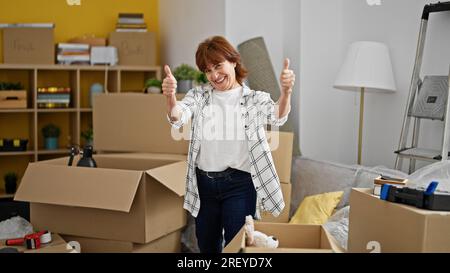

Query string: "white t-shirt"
[[196, 86, 251, 173]]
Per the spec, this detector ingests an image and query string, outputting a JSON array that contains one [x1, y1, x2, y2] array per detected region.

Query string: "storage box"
[[61, 228, 182, 253], [108, 32, 156, 66], [0, 90, 27, 108], [223, 222, 337, 253], [14, 153, 188, 244], [259, 182, 291, 223], [348, 188, 450, 253], [2, 28, 54, 64]]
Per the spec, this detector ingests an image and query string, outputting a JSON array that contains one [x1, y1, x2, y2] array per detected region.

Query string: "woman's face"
[[205, 60, 239, 91]]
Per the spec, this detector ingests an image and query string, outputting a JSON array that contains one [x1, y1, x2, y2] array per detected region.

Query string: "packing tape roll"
[[40, 231, 52, 244]]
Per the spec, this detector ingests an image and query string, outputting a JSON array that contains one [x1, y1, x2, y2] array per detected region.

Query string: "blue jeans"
[[195, 167, 257, 253]]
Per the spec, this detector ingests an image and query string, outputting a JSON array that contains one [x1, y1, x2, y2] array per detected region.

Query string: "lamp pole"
[[358, 87, 365, 165]]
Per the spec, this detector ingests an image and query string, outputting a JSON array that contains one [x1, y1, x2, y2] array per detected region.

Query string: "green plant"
[[81, 126, 93, 142], [195, 71, 208, 84], [4, 172, 17, 181], [0, 82, 24, 90], [173, 64, 198, 81], [42, 123, 61, 138], [144, 78, 162, 88]]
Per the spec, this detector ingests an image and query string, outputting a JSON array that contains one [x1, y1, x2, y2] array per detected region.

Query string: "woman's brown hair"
[[196, 36, 248, 84]]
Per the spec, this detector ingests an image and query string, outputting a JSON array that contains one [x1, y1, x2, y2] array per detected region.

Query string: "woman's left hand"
[[280, 58, 295, 95]]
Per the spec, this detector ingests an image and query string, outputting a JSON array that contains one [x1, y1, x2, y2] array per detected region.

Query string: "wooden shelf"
[[1, 63, 161, 181], [37, 149, 69, 155], [0, 109, 34, 113], [0, 151, 35, 156], [0, 189, 14, 199], [37, 108, 77, 113]]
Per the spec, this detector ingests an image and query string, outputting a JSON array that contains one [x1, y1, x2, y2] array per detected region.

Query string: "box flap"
[[15, 163, 142, 212], [145, 161, 187, 196], [93, 93, 189, 154], [222, 226, 245, 253]]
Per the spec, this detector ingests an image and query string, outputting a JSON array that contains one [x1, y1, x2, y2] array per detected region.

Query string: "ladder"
[[395, 1, 450, 174]]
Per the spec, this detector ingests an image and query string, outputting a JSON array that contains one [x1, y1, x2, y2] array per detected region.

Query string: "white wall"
[[159, 0, 226, 68], [300, 0, 450, 171]]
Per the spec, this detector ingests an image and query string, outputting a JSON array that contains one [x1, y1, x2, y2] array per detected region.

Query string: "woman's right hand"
[[162, 65, 177, 99], [163, 65, 179, 120]]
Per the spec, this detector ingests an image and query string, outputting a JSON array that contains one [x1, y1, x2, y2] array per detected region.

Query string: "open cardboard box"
[[348, 188, 450, 253], [15, 153, 187, 244], [61, 227, 182, 253], [223, 222, 338, 253]]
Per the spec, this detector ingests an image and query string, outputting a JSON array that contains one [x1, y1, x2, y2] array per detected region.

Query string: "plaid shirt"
[[168, 83, 289, 218]]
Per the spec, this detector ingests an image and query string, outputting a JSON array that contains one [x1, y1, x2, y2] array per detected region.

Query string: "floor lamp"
[[334, 41, 396, 165]]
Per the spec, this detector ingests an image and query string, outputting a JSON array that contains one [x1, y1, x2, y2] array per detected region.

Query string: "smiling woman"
[[162, 36, 295, 253]]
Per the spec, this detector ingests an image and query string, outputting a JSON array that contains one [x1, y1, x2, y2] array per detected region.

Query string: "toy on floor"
[[244, 215, 279, 248]]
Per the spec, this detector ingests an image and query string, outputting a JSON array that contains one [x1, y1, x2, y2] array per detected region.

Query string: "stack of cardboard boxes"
[[15, 93, 190, 253]]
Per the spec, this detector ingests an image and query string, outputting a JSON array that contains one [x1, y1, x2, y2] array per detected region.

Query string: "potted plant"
[[144, 78, 162, 94], [195, 71, 208, 86], [81, 126, 93, 147], [4, 172, 18, 194], [42, 123, 61, 150], [173, 64, 198, 93]]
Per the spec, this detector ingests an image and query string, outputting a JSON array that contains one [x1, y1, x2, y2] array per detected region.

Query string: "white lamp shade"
[[334, 41, 396, 92]]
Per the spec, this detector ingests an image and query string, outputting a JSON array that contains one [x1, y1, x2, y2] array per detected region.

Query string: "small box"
[[90, 46, 118, 65], [68, 35, 107, 47], [109, 32, 156, 66], [0, 90, 27, 108], [3, 28, 55, 64], [373, 175, 407, 196], [223, 222, 339, 253]]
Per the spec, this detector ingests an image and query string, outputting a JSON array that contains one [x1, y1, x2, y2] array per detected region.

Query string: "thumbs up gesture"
[[162, 65, 177, 98], [280, 58, 295, 95]]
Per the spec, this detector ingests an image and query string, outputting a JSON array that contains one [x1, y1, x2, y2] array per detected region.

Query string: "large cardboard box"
[[109, 32, 156, 66], [223, 222, 337, 253], [259, 182, 291, 223], [14, 153, 187, 244], [61, 228, 182, 253], [348, 188, 450, 253], [2, 28, 54, 64], [93, 93, 294, 182]]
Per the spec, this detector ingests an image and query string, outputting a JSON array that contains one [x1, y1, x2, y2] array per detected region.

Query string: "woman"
[[163, 36, 295, 253]]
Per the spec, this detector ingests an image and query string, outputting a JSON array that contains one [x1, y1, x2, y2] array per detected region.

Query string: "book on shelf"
[[58, 43, 90, 50], [57, 55, 90, 62], [0, 23, 55, 28], [115, 28, 148, 32], [38, 87, 71, 93], [118, 18, 145, 24], [116, 23, 147, 29], [119, 13, 144, 19]]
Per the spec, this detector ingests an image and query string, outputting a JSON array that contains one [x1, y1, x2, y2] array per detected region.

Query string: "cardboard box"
[[3, 28, 54, 64], [93, 93, 190, 155], [0, 90, 27, 108], [348, 188, 450, 253], [259, 182, 291, 223], [0, 233, 76, 253], [14, 153, 188, 244], [223, 222, 337, 253], [267, 130, 293, 184], [61, 228, 182, 253], [109, 32, 156, 66]]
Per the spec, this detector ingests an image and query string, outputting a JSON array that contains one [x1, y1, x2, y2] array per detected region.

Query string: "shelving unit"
[[0, 64, 161, 189]]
